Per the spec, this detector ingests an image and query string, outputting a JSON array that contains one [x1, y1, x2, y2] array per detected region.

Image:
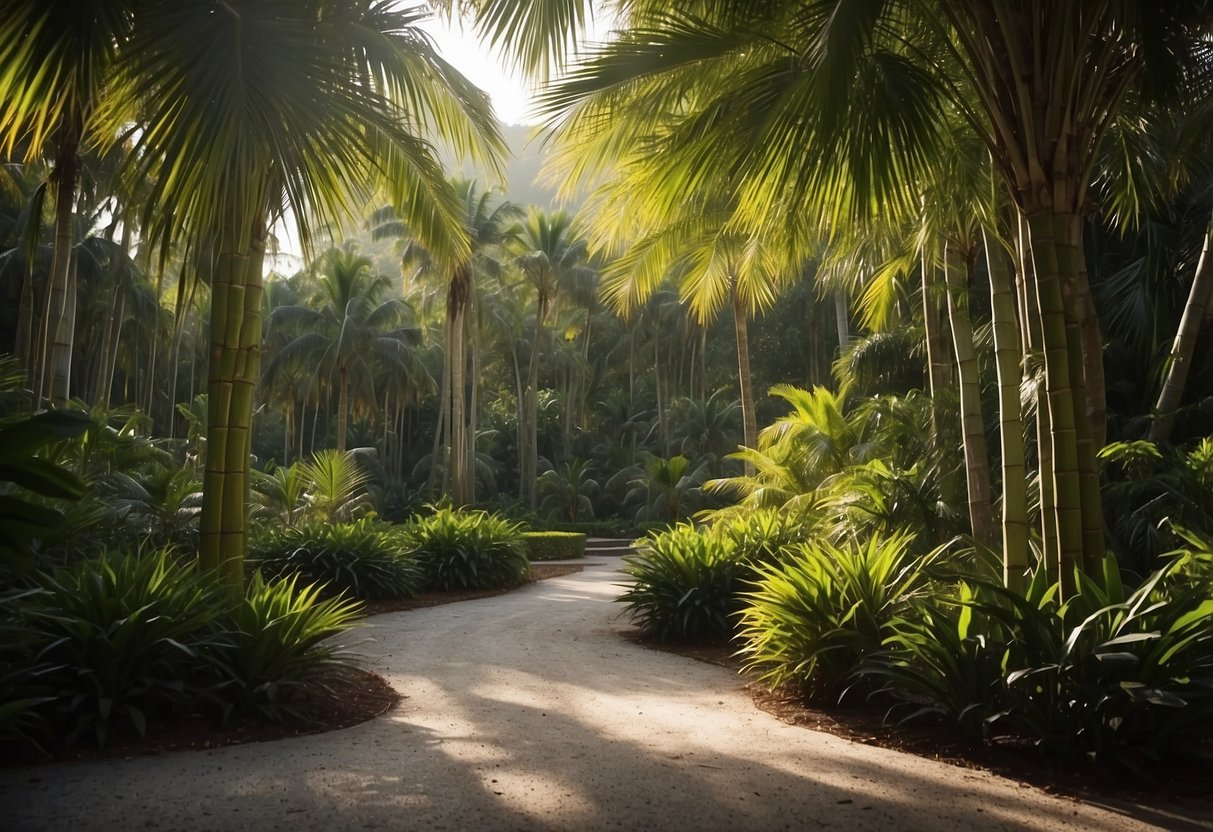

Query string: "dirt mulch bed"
[[361, 562, 584, 616], [631, 634, 1213, 810], [6, 563, 584, 768]]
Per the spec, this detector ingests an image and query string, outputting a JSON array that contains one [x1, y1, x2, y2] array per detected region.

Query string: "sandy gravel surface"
[[1, 560, 1209, 831]]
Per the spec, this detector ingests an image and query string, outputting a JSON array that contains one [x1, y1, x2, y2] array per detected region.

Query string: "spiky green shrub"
[[208, 573, 363, 721], [28, 549, 225, 745], [522, 531, 586, 561], [863, 557, 1213, 762], [715, 508, 809, 567], [404, 506, 528, 591], [736, 533, 941, 700], [619, 524, 745, 643], [250, 517, 421, 600]]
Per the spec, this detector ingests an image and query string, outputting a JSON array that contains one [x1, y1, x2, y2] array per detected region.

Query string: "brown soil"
[[630, 634, 1213, 810], [361, 562, 584, 615], [7, 563, 584, 768]]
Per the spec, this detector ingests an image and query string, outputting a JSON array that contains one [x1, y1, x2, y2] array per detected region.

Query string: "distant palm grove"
[[3, 1, 1213, 769]]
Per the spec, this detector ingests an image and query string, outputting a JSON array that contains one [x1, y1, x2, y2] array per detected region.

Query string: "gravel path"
[[2, 560, 1209, 831]]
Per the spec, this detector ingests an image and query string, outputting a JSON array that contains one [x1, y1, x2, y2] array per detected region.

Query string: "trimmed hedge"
[[522, 531, 586, 561]]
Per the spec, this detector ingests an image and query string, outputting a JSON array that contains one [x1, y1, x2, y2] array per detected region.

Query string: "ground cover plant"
[[250, 517, 421, 601], [404, 506, 529, 591], [0, 548, 365, 755]]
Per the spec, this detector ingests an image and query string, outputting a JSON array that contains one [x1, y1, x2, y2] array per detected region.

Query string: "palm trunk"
[[430, 323, 451, 495], [336, 364, 350, 453], [447, 267, 469, 506], [1150, 212, 1213, 443], [40, 128, 79, 406], [468, 298, 481, 504], [1063, 217, 1106, 575], [984, 229, 1030, 590], [733, 284, 757, 474], [199, 190, 270, 590], [1025, 210, 1088, 595], [833, 291, 849, 353], [522, 293, 548, 509], [510, 340, 524, 499], [945, 247, 996, 545], [921, 250, 954, 396]]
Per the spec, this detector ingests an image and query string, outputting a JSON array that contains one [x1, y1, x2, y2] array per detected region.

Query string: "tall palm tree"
[[529, 0, 1212, 595], [97, 0, 502, 585], [0, 0, 133, 404], [265, 246, 430, 454], [511, 208, 593, 508], [385, 179, 518, 504]]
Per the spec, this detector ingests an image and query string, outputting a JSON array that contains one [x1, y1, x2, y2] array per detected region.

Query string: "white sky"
[[422, 16, 539, 126]]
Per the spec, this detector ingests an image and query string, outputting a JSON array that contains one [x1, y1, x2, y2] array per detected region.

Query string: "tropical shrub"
[[864, 557, 1213, 762], [404, 506, 528, 591], [715, 508, 810, 568], [250, 517, 421, 600], [736, 533, 942, 700], [28, 549, 225, 745], [537, 458, 600, 522], [522, 531, 586, 561], [618, 523, 745, 643], [207, 572, 363, 721], [0, 409, 90, 577]]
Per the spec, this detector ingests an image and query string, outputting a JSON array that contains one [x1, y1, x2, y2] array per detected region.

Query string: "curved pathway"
[[1, 560, 1208, 831]]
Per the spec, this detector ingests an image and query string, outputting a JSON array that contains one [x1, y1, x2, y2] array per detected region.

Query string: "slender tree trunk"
[[199, 185, 271, 590], [510, 341, 525, 499], [430, 322, 451, 495], [522, 293, 548, 509], [336, 364, 349, 453], [1016, 211, 1057, 574], [1150, 213, 1213, 443], [921, 251, 954, 396], [984, 228, 1030, 592], [733, 284, 757, 475], [1025, 209, 1089, 596], [40, 128, 79, 406], [945, 247, 997, 546], [833, 291, 849, 353], [1059, 218, 1106, 575], [468, 296, 481, 504], [447, 267, 469, 505]]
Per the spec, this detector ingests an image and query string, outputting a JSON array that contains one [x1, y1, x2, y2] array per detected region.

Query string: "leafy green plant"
[[404, 506, 528, 591], [714, 508, 810, 568], [537, 458, 600, 522], [861, 581, 1010, 739], [626, 454, 708, 523], [250, 517, 421, 600], [736, 533, 941, 700], [207, 572, 363, 721], [0, 410, 90, 575], [29, 549, 225, 745], [522, 531, 586, 561], [300, 449, 373, 523], [864, 556, 1213, 762], [619, 523, 745, 642]]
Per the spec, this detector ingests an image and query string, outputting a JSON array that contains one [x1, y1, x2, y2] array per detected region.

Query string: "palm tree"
[[511, 208, 593, 509], [266, 246, 430, 454], [384, 179, 519, 505], [529, 0, 1212, 595], [97, 0, 502, 585], [0, 0, 133, 404]]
